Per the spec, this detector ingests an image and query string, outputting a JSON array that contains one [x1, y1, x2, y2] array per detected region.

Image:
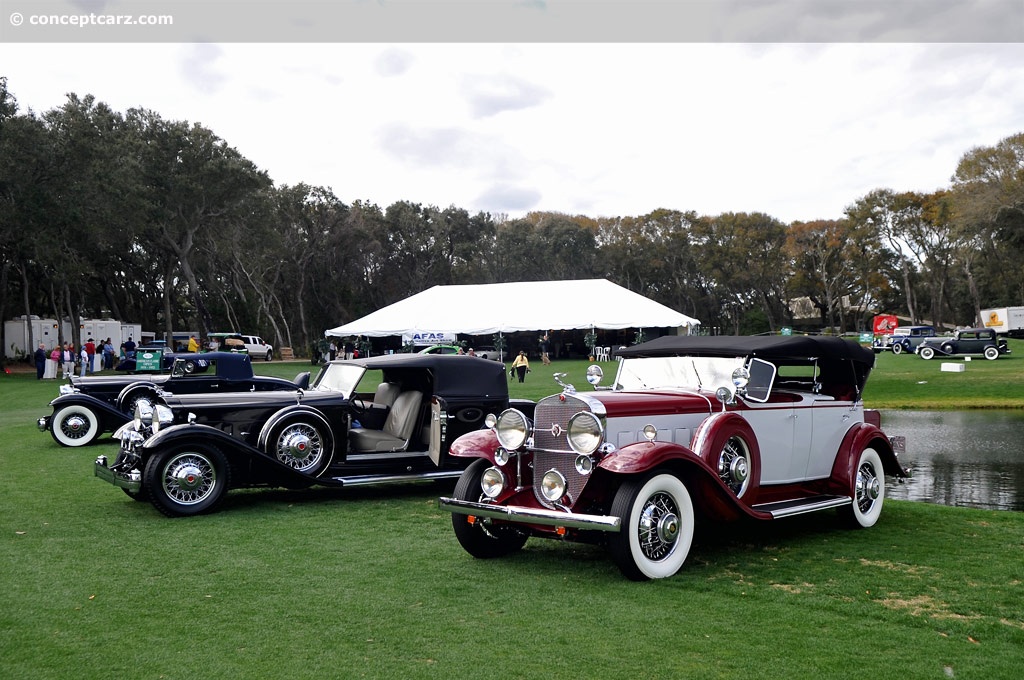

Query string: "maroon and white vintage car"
[[439, 335, 909, 580]]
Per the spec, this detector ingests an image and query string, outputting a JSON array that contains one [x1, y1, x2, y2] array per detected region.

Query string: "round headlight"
[[151, 404, 174, 433], [567, 411, 603, 455], [133, 400, 154, 430], [484, 413, 498, 429], [575, 454, 594, 475], [642, 424, 658, 442], [540, 469, 567, 502], [494, 447, 511, 466], [732, 366, 750, 389], [480, 467, 506, 498], [494, 408, 530, 450]]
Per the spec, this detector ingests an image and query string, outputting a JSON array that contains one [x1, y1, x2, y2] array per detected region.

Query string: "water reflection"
[[881, 410, 1024, 512]]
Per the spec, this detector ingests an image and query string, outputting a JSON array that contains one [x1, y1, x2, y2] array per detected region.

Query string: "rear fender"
[[831, 422, 904, 490]]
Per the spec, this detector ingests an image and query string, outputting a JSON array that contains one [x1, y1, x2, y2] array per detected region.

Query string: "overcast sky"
[[1, 2, 1022, 224]]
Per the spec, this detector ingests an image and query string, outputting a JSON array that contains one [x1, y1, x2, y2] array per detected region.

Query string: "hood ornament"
[[553, 372, 576, 394]]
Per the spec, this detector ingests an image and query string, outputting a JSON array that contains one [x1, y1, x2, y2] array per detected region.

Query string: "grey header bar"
[[1, 0, 1022, 43]]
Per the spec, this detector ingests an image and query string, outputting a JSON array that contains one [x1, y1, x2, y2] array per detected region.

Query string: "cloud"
[[374, 48, 416, 77], [179, 44, 227, 95], [475, 184, 543, 213], [460, 73, 551, 118]]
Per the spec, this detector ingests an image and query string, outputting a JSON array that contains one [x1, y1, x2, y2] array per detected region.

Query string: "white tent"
[[325, 279, 700, 338]]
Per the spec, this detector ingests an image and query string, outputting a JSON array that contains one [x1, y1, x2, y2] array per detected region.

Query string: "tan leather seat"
[[372, 382, 400, 409], [349, 390, 423, 453]]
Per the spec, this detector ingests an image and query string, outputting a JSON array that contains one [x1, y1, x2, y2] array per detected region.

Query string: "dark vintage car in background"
[[872, 325, 936, 354], [916, 327, 1010, 360], [114, 341, 177, 372], [39, 352, 309, 447], [439, 335, 909, 580], [94, 353, 514, 517]]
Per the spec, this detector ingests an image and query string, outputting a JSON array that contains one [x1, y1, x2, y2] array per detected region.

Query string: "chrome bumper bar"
[[439, 497, 622, 532], [94, 455, 142, 494]]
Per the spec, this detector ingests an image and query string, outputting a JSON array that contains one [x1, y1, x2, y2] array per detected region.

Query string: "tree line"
[[2, 77, 1023, 359]]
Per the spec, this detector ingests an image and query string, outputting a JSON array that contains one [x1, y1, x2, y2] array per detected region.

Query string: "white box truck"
[[980, 306, 1024, 338]]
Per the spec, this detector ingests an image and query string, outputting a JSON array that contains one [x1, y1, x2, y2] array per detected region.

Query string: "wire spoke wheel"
[[716, 435, 751, 496], [144, 445, 230, 517], [274, 422, 326, 473]]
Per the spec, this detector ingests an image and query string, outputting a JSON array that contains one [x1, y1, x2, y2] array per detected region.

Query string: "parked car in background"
[[916, 328, 1010, 360], [872, 325, 936, 355], [241, 334, 274, 361], [418, 343, 463, 355], [39, 353, 309, 448], [94, 354, 513, 517], [115, 341, 176, 372], [472, 345, 503, 361], [440, 335, 909, 581], [207, 332, 248, 353]]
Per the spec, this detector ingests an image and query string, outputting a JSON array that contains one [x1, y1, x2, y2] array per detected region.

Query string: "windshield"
[[614, 356, 745, 392], [311, 362, 366, 396]]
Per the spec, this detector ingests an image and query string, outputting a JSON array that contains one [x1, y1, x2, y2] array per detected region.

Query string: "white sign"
[[402, 332, 457, 346]]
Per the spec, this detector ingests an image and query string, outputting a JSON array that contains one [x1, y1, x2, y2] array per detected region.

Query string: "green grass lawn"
[[2, 345, 1023, 679]]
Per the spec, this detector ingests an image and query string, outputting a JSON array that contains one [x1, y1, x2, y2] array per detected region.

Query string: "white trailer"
[[3, 317, 71, 358], [979, 306, 1024, 338], [4, 317, 144, 358]]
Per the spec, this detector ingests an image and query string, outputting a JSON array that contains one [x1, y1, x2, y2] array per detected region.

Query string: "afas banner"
[[872, 315, 898, 335]]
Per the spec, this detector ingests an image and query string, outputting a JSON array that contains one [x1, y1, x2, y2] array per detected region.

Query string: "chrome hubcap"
[[162, 453, 216, 505], [63, 416, 87, 435], [638, 492, 679, 561], [276, 424, 324, 472], [856, 463, 880, 510], [717, 437, 750, 495]]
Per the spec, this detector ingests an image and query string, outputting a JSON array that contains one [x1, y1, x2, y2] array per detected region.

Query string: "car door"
[[805, 397, 860, 479]]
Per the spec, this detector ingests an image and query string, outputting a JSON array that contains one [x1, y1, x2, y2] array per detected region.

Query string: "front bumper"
[[94, 455, 142, 494], [439, 497, 622, 532]]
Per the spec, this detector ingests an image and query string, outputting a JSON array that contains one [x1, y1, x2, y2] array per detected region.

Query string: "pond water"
[[880, 409, 1024, 512]]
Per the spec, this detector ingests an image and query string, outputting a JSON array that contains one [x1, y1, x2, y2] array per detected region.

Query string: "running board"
[[326, 470, 464, 487], [752, 495, 852, 518]]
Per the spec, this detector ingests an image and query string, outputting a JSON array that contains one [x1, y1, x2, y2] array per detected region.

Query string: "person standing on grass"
[[34, 343, 47, 379], [102, 338, 115, 369], [511, 351, 530, 383], [79, 344, 89, 378], [84, 338, 96, 373], [62, 343, 75, 379], [540, 333, 552, 365]]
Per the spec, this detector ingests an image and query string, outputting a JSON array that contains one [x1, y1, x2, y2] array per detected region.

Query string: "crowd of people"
[[32, 336, 132, 379]]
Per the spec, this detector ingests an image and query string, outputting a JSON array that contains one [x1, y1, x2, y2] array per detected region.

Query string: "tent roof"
[[325, 279, 700, 338]]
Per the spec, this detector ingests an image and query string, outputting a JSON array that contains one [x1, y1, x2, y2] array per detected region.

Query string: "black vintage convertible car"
[[39, 352, 309, 447], [94, 353, 513, 517]]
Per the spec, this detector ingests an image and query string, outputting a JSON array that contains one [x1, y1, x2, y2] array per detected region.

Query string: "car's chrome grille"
[[532, 393, 591, 509]]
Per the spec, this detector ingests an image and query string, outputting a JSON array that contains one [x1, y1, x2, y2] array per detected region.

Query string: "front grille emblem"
[[549, 424, 563, 437]]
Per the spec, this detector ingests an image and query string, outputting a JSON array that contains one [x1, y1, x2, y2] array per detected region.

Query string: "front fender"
[[116, 381, 160, 409], [598, 440, 762, 522], [47, 393, 130, 430], [141, 423, 317, 488], [449, 428, 500, 461]]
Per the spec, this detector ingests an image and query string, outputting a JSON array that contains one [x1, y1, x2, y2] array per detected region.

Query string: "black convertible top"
[[340, 353, 509, 397], [618, 335, 875, 366]]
